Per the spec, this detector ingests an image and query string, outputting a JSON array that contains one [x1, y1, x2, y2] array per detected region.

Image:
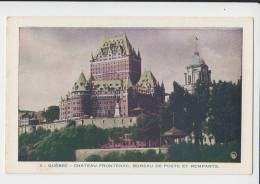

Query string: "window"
[[188, 75, 191, 84]]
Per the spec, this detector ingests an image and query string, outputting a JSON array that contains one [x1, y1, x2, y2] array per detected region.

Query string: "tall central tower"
[[60, 34, 165, 119], [90, 34, 141, 84]]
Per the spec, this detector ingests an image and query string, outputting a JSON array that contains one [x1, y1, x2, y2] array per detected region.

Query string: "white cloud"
[[19, 28, 242, 111]]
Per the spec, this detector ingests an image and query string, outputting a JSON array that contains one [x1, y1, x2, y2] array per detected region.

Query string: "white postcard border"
[[5, 16, 254, 174]]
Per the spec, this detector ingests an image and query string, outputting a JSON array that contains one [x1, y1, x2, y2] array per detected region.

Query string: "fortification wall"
[[75, 117, 137, 129], [18, 121, 68, 135], [36, 121, 68, 131], [18, 117, 137, 135], [18, 125, 34, 135]]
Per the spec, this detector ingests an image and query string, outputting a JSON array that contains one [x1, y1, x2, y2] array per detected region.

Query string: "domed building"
[[184, 38, 211, 93]]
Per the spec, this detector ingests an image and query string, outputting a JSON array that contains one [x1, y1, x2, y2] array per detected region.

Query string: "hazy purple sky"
[[19, 28, 242, 111]]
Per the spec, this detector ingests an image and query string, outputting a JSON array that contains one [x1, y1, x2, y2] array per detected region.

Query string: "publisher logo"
[[230, 151, 238, 160]]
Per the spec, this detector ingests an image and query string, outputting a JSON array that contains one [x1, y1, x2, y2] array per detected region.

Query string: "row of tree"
[[134, 79, 242, 145], [19, 79, 241, 161]]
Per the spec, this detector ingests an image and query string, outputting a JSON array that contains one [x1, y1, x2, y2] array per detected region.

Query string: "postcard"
[[5, 16, 253, 174]]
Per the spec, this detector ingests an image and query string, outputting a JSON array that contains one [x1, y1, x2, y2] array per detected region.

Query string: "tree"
[[23, 125, 108, 161], [105, 127, 134, 144], [193, 81, 210, 144], [207, 80, 241, 143], [43, 106, 59, 122], [18, 127, 50, 161], [159, 81, 209, 144], [132, 113, 160, 146], [159, 81, 194, 134]]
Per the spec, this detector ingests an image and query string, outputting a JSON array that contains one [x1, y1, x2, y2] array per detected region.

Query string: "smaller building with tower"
[[184, 38, 211, 93]]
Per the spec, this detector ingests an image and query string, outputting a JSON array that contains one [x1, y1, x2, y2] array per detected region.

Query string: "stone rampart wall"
[[18, 117, 137, 135], [75, 117, 137, 129]]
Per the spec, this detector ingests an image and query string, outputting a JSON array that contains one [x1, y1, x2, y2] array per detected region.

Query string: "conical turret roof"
[[72, 72, 88, 92], [137, 70, 158, 88], [77, 72, 87, 84]]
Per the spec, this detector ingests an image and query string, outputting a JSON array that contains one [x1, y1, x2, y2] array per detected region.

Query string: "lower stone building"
[[184, 52, 211, 93], [59, 70, 165, 120]]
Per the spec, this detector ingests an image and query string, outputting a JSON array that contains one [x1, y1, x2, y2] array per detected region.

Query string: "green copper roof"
[[92, 78, 133, 91], [77, 72, 87, 84], [92, 34, 137, 60], [102, 34, 132, 54], [72, 72, 89, 92], [137, 70, 158, 88], [92, 79, 123, 91]]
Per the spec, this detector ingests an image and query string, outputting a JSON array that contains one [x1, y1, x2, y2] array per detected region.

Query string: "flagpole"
[[195, 36, 199, 54]]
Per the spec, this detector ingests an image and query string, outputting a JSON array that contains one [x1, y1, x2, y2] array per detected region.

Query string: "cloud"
[[19, 28, 242, 111]]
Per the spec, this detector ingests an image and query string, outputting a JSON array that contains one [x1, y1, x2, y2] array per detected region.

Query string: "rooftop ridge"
[[91, 34, 136, 61]]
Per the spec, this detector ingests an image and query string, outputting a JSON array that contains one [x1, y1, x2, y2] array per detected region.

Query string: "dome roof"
[[191, 52, 205, 66]]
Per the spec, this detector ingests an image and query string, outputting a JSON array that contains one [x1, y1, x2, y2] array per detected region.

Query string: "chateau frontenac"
[[59, 35, 165, 120], [19, 35, 213, 144]]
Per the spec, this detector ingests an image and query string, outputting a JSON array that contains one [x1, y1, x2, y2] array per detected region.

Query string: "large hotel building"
[[59, 35, 165, 120]]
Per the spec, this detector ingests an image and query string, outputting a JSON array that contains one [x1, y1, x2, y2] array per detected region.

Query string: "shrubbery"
[[18, 127, 50, 161], [19, 126, 241, 162], [19, 125, 108, 161], [85, 143, 240, 162], [104, 127, 134, 143], [167, 143, 240, 162], [85, 149, 165, 162]]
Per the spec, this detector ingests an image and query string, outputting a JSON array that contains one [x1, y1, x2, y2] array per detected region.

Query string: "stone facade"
[[90, 34, 141, 84], [18, 117, 137, 135], [59, 35, 165, 120], [59, 73, 92, 120], [75, 116, 137, 129]]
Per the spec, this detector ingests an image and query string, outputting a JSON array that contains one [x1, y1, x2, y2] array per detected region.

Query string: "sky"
[[19, 28, 242, 111]]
